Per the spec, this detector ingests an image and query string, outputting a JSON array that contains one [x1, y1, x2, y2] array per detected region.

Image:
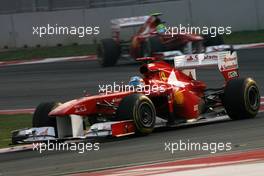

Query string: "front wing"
[[12, 111, 230, 144]]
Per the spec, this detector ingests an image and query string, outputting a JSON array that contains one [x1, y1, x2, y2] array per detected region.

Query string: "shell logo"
[[159, 71, 167, 81], [174, 90, 184, 105]]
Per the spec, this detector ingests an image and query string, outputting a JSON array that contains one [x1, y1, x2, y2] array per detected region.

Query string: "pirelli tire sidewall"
[[224, 78, 260, 120], [117, 93, 156, 135]]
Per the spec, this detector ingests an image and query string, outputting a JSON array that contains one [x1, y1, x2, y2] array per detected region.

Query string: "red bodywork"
[[128, 15, 203, 58], [49, 60, 207, 121]]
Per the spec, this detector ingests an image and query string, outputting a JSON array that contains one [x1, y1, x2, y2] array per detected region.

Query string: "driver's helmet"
[[157, 23, 166, 34], [128, 76, 145, 87]]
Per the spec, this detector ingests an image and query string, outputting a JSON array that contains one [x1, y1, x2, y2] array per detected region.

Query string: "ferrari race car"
[[12, 50, 260, 144], [97, 13, 224, 67]]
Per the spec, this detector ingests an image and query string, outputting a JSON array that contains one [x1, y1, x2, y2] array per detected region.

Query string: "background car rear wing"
[[111, 15, 150, 42], [164, 51, 239, 81], [111, 15, 149, 30]]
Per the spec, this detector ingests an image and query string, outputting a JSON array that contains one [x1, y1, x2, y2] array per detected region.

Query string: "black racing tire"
[[192, 40, 205, 54], [116, 94, 156, 135], [223, 78, 260, 120], [32, 102, 59, 136], [203, 34, 224, 47], [142, 36, 164, 57], [97, 39, 120, 67]]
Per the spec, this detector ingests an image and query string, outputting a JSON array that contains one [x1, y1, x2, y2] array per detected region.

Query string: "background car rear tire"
[[116, 93, 156, 135], [192, 40, 205, 53], [97, 39, 120, 67], [223, 78, 260, 120], [142, 36, 164, 57], [203, 34, 224, 47], [32, 102, 59, 136]]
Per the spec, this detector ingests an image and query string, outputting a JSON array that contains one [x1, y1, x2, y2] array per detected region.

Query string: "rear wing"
[[163, 51, 239, 81], [111, 15, 150, 30]]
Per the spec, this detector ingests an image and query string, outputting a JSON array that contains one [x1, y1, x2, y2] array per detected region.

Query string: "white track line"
[[0, 43, 264, 67], [0, 144, 33, 154], [0, 108, 34, 115], [0, 55, 97, 67]]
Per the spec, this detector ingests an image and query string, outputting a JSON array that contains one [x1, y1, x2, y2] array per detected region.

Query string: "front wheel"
[[116, 94, 156, 135], [223, 78, 260, 120], [32, 102, 59, 136]]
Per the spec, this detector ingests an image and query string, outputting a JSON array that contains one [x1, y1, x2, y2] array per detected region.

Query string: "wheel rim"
[[138, 102, 154, 128], [247, 86, 259, 110]]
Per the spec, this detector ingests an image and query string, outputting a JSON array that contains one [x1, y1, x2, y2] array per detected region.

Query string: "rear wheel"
[[32, 102, 59, 136], [97, 39, 120, 67], [142, 36, 164, 57], [203, 34, 224, 47], [192, 40, 204, 53], [223, 78, 260, 120], [116, 94, 156, 135]]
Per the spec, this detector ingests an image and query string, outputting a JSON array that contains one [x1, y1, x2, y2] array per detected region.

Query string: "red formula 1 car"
[[97, 13, 224, 67], [12, 50, 260, 143]]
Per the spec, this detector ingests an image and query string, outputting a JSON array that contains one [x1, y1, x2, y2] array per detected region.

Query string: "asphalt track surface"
[[0, 48, 264, 176]]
